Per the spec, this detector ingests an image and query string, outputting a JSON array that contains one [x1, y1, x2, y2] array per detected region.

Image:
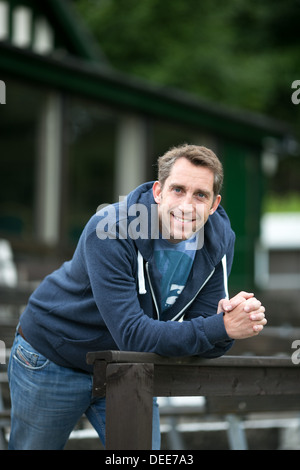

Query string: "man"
[[8, 144, 266, 450]]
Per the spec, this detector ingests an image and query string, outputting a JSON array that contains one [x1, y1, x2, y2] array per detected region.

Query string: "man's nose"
[[178, 196, 194, 213]]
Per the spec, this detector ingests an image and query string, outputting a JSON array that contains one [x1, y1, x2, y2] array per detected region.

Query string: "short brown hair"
[[157, 144, 223, 196]]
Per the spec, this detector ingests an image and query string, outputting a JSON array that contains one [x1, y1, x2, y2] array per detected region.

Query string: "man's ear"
[[153, 181, 162, 204], [209, 194, 221, 215]]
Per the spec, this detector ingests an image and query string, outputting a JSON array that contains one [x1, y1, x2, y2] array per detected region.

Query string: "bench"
[[86, 350, 300, 450]]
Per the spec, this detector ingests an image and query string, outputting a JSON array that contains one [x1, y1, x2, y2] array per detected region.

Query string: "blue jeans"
[[8, 333, 161, 450]]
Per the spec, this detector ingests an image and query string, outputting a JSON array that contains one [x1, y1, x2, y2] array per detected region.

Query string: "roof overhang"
[[0, 42, 292, 146]]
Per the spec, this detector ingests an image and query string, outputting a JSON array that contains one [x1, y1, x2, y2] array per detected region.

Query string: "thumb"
[[217, 298, 232, 314]]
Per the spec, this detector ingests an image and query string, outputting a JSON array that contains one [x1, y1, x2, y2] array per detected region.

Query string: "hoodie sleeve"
[[183, 260, 234, 357], [83, 223, 232, 358], [183, 233, 236, 357]]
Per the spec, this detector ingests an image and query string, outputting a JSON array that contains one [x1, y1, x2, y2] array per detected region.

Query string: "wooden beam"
[[153, 364, 300, 397], [105, 363, 154, 450], [88, 351, 300, 449]]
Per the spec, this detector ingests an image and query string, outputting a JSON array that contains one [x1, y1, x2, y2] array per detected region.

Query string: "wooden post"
[[86, 352, 300, 449], [114, 116, 148, 200], [35, 92, 63, 246], [105, 363, 154, 450]]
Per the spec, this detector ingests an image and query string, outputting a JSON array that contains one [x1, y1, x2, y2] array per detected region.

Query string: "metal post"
[[225, 414, 248, 450]]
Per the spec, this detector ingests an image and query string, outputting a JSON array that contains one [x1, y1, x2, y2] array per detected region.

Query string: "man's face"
[[153, 157, 221, 243]]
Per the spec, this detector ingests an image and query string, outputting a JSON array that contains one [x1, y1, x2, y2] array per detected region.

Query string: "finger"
[[252, 318, 267, 332], [249, 308, 266, 321], [239, 291, 255, 299], [232, 291, 255, 302], [244, 299, 262, 313], [223, 292, 255, 313], [219, 299, 231, 312], [253, 323, 265, 333], [250, 313, 265, 321], [224, 295, 247, 311], [217, 298, 231, 314]]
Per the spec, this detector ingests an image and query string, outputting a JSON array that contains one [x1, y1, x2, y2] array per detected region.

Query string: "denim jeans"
[[8, 333, 161, 450]]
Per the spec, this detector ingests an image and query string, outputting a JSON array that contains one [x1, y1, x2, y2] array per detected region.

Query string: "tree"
[[74, 0, 300, 199], [74, 0, 300, 123]]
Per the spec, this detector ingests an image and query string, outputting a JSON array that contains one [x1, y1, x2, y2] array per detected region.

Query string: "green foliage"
[[74, 0, 300, 124], [263, 192, 300, 213], [74, 0, 300, 202]]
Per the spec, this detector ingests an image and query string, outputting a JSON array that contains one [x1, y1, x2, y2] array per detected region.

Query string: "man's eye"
[[173, 188, 182, 193]]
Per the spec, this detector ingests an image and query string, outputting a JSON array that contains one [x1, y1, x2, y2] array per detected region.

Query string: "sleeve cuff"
[[202, 312, 231, 344]]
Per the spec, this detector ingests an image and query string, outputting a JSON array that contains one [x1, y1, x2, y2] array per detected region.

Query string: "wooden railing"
[[86, 350, 300, 450]]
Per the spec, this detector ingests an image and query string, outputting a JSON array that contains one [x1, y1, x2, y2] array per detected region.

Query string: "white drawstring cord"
[[137, 251, 147, 294]]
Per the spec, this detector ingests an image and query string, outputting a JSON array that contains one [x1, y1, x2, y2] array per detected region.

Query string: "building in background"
[[0, 0, 293, 291]]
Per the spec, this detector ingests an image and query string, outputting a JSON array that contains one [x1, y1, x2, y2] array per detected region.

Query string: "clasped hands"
[[218, 292, 267, 340]]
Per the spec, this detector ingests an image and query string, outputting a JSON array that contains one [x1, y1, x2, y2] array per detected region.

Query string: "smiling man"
[[153, 148, 222, 243], [152, 145, 223, 312], [8, 143, 266, 450]]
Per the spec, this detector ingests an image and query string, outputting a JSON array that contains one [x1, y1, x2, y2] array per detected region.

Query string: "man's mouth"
[[172, 213, 195, 223]]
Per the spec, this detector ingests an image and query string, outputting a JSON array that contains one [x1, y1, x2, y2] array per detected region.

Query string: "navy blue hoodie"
[[20, 182, 235, 372]]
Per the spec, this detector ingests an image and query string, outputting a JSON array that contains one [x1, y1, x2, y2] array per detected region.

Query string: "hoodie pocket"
[[56, 334, 118, 371]]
